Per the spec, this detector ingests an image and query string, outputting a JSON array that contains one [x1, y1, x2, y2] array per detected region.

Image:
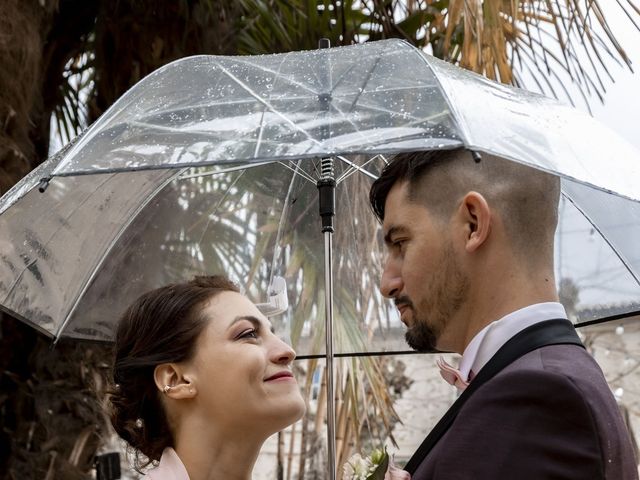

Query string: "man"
[[369, 148, 638, 479]]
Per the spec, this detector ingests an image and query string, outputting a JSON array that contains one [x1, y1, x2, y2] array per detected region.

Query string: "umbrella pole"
[[323, 229, 337, 480], [317, 38, 337, 480], [318, 155, 337, 480]]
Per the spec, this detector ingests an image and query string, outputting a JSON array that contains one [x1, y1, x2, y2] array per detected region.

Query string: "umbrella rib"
[[1, 258, 38, 305], [53, 170, 184, 341], [253, 108, 268, 158], [335, 156, 379, 183], [561, 189, 640, 287], [3, 173, 117, 305], [177, 161, 274, 181], [267, 161, 304, 279], [195, 170, 248, 246], [336, 155, 385, 183], [331, 95, 422, 122], [325, 94, 387, 147], [226, 56, 321, 95], [295, 350, 422, 360], [326, 62, 359, 95], [254, 54, 290, 159], [347, 56, 382, 112], [417, 58, 472, 144], [216, 62, 323, 149], [276, 161, 317, 184]]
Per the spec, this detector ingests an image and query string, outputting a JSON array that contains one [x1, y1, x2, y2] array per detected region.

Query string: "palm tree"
[[1, 1, 638, 478]]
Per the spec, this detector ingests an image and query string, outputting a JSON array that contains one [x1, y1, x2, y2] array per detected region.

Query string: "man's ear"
[[459, 191, 491, 253], [154, 363, 197, 399]]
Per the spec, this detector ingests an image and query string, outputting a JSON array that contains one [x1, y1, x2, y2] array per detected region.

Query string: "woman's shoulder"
[[146, 448, 190, 480]]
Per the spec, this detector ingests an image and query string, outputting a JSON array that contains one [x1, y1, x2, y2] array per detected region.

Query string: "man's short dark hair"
[[369, 148, 561, 266], [369, 148, 471, 221]]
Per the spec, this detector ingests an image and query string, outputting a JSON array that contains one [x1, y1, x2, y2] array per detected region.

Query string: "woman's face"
[[186, 291, 305, 435]]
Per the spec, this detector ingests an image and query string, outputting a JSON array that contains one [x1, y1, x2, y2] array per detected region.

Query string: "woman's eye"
[[239, 328, 258, 339]]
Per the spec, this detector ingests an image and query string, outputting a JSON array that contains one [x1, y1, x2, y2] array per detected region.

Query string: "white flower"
[[342, 449, 388, 480]]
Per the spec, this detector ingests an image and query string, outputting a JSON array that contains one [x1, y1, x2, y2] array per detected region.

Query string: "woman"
[[109, 275, 306, 480]]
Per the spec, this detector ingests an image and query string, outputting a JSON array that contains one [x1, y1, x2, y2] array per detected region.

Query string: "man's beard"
[[404, 243, 470, 352]]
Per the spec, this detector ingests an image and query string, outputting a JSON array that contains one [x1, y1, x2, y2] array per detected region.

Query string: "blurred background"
[[0, 1, 639, 478]]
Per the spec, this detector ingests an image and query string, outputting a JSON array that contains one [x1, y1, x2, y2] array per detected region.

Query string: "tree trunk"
[[0, 1, 241, 477]]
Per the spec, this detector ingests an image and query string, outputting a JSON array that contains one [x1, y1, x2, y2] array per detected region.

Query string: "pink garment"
[[385, 460, 412, 479], [147, 447, 190, 480], [436, 357, 469, 392]]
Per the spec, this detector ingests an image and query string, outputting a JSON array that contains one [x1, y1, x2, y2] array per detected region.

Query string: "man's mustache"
[[394, 296, 414, 310]]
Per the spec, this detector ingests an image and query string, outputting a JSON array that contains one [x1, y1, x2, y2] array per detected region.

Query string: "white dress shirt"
[[458, 302, 568, 382]]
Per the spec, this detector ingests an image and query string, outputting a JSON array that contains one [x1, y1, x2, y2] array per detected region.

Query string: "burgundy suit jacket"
[[407, 320, 638, 479]]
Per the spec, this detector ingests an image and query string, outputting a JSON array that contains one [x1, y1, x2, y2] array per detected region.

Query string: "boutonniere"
[[342, 448, 389, 480]]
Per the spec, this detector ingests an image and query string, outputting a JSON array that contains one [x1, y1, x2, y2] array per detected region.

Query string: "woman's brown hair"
[[109, 275, 239, 470]]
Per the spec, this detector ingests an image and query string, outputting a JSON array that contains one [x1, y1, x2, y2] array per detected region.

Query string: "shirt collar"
[[458, 302, 567, 381]]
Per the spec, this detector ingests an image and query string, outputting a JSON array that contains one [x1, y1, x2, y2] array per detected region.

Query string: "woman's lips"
[[265, 371, 295, 382]]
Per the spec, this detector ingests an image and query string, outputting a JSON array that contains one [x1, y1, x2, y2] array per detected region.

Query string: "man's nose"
[[380, 259, 403, 298]]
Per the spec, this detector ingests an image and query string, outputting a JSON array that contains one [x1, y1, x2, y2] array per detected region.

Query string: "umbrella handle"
[[256, 276, 288, 317]]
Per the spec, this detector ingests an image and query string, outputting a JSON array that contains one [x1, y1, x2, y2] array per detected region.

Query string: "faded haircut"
[[369, 148, 561, 265]]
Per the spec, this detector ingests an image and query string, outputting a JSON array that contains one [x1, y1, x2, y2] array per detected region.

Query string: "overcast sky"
[[580, 6, 640, 150]]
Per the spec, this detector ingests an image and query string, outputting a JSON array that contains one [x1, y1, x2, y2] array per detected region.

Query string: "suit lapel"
[[404, 319, 584, 475]]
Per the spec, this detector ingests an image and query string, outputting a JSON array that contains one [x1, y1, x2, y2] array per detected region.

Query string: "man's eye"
[[239, 328, 258, 339]]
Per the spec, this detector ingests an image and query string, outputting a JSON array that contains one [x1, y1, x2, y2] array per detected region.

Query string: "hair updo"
[[109, 275, 239, 469]]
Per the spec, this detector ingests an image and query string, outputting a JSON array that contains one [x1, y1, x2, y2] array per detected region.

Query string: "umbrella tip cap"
[[38, 177, 51, 193]]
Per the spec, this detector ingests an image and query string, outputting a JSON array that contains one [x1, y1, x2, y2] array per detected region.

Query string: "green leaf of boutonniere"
[[368, 449, 389, 480]]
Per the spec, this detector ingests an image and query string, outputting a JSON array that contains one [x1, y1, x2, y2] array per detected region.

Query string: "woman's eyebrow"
[[230, 315, 275, 333]]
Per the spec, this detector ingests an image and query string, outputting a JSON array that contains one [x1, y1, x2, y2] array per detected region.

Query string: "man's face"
[[380, 182, 469, 352]]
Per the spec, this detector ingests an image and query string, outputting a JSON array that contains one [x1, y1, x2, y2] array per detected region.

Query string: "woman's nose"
[[380, 258, 403, 298], [270, 335, 296, 365]]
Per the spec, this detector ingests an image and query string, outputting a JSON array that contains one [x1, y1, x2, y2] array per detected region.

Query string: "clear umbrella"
[[1, 39, 639, 478]]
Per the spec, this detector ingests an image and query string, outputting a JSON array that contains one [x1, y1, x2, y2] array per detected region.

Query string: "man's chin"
[[405, 327, 440, 353]]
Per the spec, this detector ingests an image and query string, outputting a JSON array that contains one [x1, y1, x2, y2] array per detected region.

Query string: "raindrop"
[[614, 387, 624, 399], [615, 325, 624, 335]]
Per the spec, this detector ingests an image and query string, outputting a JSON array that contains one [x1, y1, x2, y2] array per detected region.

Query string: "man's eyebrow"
[[383, 225, 407, 245], [230, 315, 275, 333]]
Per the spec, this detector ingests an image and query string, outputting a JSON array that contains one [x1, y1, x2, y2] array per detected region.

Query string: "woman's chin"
[[266, 396, 306, 433]]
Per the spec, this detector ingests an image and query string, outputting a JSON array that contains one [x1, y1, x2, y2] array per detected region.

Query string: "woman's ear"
[[459, 191, 491, 253], [154, 363, 197, 399]]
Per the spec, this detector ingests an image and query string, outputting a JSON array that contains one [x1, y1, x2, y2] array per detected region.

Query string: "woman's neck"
[[173, 419, 264, 480]]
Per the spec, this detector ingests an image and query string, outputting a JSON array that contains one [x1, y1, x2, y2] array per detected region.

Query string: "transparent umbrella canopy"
[[0, 38, 639, 479], [1, 38, 638, 343]]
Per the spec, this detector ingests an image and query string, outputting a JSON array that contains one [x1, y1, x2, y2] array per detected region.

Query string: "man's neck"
[[442, 270, 558, 355]]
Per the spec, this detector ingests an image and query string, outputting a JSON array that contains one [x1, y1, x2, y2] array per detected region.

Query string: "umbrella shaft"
[[323, 231, 337, 480]]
